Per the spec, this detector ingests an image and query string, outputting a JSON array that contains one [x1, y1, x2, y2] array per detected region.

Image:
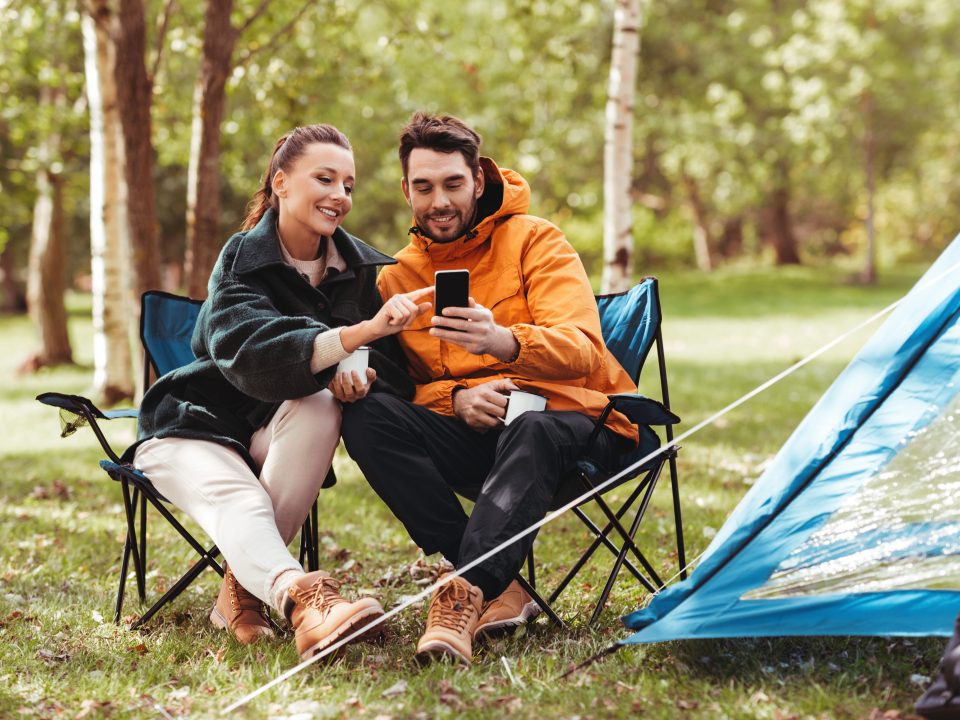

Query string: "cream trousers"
[[133, 391, 341, 607]]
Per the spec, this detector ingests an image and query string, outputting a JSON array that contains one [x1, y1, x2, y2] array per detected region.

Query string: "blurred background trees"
[[2, 0, 959, 398]]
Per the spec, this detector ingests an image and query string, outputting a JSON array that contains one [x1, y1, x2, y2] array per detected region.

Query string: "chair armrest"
[[35, 392, 137, 461], [607, 393, 680, 426], [37, 391, 111, 419]]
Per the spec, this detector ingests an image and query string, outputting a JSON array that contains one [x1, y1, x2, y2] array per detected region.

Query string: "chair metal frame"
[[37, 290, 319, 630], [519, 277, 686, 626]]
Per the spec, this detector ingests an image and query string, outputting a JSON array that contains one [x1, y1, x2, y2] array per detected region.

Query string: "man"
[[342, 112, 642, 666]]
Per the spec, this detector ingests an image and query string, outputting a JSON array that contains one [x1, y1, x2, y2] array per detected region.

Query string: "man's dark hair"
[[398, 112, 482, 178]]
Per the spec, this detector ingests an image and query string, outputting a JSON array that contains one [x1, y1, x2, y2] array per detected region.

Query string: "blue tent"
[[623, 237, 960, 645]]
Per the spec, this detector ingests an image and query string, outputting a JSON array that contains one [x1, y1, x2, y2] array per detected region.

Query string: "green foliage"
[[637, 0, 960, 265], [4, 0, 960, 286], [0, 267, 945, 718], [0, 0, 88, 265]]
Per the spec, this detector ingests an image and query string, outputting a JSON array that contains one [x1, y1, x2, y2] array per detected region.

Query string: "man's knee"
[[499, 409, 559, 445], [341, 392, 406, 448]]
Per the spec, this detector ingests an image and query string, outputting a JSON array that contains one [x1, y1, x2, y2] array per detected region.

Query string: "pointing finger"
[[405, 286, 435, 301]]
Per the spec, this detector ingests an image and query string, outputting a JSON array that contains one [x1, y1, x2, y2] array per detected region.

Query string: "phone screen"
[[434, 270, 470, 327]]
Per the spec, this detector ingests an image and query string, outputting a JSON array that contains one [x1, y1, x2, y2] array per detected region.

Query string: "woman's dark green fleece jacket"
[[124, 208, 412, 477]]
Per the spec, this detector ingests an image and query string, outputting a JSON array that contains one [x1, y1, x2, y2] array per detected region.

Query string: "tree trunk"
[[681, 171, 714, 272], [768, 160, 801, 265], [114, 0, 162, 299], [83, 7, 134, 403], [601, 0, 641, 294], [185, 0, 240, 299], [0, 244, 27, 313], [718, 216, 744, 258], [23, 84, 73, 371], [860, 92, 877, 285]]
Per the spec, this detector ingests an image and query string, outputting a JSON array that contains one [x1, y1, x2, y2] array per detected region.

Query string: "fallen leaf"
[[439, 692, 463, 710], [381, 679, 408, 698], [37, 648, 70, 662], [676, 699, 699, 710], [329, 547, 350, 562], [75, 699, 113, 718], [494, 696, 522, 712], [129, 643, 148, 655]]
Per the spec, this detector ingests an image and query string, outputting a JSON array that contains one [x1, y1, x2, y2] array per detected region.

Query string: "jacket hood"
[[231, 207, 395, 276], [408, 157, 531, 257]]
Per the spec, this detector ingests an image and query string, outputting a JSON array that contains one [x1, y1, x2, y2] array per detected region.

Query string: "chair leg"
[[526, 547, 536, 589], [114, 531, 132, 624], [139, 490, 147, 586], [142, 491, 224, 577], [585, 475, 664, 588], [130, 545, 221, 630], [119, 480, 146, 602], [310, 499, 319, 572], [548, 474, 658, 605], [298, 516, 309, 569], [668, 452, 686, 579], [515, 574, 565, 629], [589, 469, 661, 625], [548, 476, 653, 601]]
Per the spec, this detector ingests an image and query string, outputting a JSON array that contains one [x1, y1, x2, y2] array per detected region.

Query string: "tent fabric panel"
[[623, 590, 960, 644], [623, 236, 960, 633], [624, 307, 960, 641]]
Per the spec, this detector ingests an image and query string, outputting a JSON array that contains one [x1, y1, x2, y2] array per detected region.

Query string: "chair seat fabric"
[[551, 425, 662, 510]]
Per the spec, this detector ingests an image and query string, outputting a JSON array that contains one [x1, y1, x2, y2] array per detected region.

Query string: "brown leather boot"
[[209, 567, 274, 644], [474, 579, 541, 641], [284, 571, 385, 660], [415, 574, 483, 667]]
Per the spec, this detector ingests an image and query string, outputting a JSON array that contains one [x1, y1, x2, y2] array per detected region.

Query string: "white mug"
[[503, 390, 547, 425], [337, 346, 370, 385]]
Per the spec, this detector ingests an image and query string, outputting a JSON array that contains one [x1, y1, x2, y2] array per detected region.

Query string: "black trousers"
[[341, 393, 630, 599]]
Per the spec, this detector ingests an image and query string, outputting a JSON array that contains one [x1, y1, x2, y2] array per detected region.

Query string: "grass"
[[0, 263, 945, 719]]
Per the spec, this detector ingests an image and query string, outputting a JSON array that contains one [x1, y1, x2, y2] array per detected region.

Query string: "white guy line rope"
[[222, 259, 959, 714]]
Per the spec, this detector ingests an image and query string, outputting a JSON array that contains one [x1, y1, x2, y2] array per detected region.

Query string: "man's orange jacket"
[[377, 158, 639, 445]]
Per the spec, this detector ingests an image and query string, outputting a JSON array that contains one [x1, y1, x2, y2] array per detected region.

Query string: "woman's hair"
[[242, 124, 352, 230], [398, 111, 482, 179]]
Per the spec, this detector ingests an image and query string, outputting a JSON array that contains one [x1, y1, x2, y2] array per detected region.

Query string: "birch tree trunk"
[[601, 0, 641, 294], [185, 0, 239, 299], [83, 8, 134, 403], [23, 83, 73, 371]]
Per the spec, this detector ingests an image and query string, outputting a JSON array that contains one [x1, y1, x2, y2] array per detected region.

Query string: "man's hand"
[[429, 299, 521, 362], [452, 378, 519, 431], [329, 368, 377, 403]]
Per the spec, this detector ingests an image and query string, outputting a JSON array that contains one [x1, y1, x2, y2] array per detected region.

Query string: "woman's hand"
[[329, 368, 377, 403], [341, 286, 434, 351], [371, 286, 434, 336]]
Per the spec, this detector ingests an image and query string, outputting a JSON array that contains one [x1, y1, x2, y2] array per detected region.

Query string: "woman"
[[128, 124, 431, 660]]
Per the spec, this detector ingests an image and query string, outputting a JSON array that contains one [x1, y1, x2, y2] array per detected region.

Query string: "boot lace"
[[428, 581, 475, 632], [227, 569, 269, 622], [290, 575, 347, 619]]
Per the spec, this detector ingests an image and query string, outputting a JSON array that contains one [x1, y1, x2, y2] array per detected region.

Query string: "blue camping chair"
[[36, 290, 321, 629], [516, 277, 685, 626]]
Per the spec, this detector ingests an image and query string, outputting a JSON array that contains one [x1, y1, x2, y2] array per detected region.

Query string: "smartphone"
[[434, 269, 470, 328]]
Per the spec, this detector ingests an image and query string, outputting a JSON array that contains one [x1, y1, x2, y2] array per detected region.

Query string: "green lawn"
[[0, 264, 944, 719]]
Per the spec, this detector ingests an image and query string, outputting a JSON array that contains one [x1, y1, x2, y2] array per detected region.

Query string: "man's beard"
[[416, 200, 479, 244]]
